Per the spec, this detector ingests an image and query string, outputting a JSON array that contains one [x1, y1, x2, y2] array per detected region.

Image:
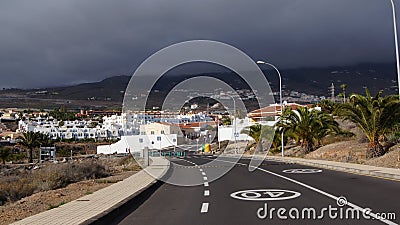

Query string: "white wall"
[[96, 134, 178, 155]]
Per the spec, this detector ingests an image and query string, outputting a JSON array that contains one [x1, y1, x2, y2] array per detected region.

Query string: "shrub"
[[0, 160, 108, 205]]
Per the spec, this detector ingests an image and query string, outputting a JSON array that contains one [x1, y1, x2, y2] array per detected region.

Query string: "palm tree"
[[241, 124, 274, 151], [19, 131, 40, 163], [277, 107, 340, 153], [242, 124, 262, 143], [335, 89, 400, 158], [37, 132, 54, 146], [318, 99, 337, 114]]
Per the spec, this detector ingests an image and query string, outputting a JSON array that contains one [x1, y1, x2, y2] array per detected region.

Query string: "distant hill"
[[2, 63, 398, 105], [28, 75, 131, 102], [279, 63, 397, 96]]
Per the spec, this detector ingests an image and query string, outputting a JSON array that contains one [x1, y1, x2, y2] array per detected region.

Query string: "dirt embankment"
[[0, 156, 141, 225]]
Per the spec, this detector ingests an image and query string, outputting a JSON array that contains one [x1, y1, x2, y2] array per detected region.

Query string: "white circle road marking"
[[282, 169, 322, 174], [230, 189, 301, 201]]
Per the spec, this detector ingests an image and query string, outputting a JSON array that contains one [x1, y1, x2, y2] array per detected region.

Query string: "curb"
[[82, 180, 164, 225], [82, 157, 170, 225]]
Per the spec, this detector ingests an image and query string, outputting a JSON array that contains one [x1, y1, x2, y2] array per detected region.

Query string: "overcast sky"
[[0, 0, 397, 88]]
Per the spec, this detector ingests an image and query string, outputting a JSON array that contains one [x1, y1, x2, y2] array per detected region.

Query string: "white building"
[[17, 118, 119, 140], [97, 134, 178, 154]]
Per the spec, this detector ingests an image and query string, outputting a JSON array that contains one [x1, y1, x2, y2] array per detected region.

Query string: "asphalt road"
[[96, 155, 400, 225]]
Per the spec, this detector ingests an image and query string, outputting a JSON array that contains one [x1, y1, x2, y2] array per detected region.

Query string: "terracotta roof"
[[178, 121, 216, 129], [247, 103, 308, 118], [155, 122, 179, 127]]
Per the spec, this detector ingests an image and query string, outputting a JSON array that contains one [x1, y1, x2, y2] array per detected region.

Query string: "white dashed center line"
[[204, 190, 210, 196], [201, 202, 209, 213], [201, 172, 206, 176], [204, 182, 209, 187], [203, 176, 208, 181]]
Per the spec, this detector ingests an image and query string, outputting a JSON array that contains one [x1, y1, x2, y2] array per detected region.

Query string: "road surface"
[[93, 155, 400, 225]]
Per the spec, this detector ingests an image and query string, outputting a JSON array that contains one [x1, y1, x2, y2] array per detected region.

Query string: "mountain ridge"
[[1, 63, 397, 103]]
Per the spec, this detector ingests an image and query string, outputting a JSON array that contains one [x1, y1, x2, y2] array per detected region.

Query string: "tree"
[[335, 89, 400, 158], [242, 124, 262, 143], [0, 147, 11, 164], [277, 107, 340, 153], [90, 121, 99, 128], [340, 84, 347, 103], [318, 99, 337, 114], [241, 124, 275, 151], [37, 132, 54, 146], [222, 117, 232, 126], [19, 131, 40, 163]]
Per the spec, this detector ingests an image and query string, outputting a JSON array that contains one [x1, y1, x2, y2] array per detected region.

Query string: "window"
[[151, 131, 155, 135], [139, 138, 143, 143], [157, 136, 161, 141], [161, 130, 165, 134]]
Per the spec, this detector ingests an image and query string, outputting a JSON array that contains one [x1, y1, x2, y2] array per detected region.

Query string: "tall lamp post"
[[227, 95, 237, 154], [257, 60, 285, 157], [390, 0, 400, 99]]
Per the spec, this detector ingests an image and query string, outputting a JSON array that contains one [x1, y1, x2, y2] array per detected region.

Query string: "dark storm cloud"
[[0, 0, 396, 88]]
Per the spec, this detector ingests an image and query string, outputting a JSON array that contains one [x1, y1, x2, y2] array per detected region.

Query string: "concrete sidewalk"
[[266, 155, 400, 181], [12, 157, 170, 225]]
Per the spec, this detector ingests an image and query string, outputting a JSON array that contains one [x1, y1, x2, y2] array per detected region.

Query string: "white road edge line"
[[204, 182, 209, 187], [207, 158, 396, 225], [204, 190, 210, 196], [201, 202, 209, 213]]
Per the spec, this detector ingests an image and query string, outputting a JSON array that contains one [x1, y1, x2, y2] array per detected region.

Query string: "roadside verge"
[[11, 157, 170, 225], [265, 155, 400, 181]]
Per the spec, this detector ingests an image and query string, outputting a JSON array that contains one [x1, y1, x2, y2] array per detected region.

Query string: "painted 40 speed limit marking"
[[230, 189, 301, 201]]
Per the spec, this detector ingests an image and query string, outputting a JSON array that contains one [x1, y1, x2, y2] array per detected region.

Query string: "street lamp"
[[257, 60, 285, 157], [390, 0, 400, 99]]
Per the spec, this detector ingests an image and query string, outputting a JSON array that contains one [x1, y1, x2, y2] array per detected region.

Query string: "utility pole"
[[330, 83, 335, 101]]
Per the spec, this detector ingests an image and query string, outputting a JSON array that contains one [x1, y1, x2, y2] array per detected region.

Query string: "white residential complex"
[[18, 118, 113, 140], [17, 112, 212, 141]]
